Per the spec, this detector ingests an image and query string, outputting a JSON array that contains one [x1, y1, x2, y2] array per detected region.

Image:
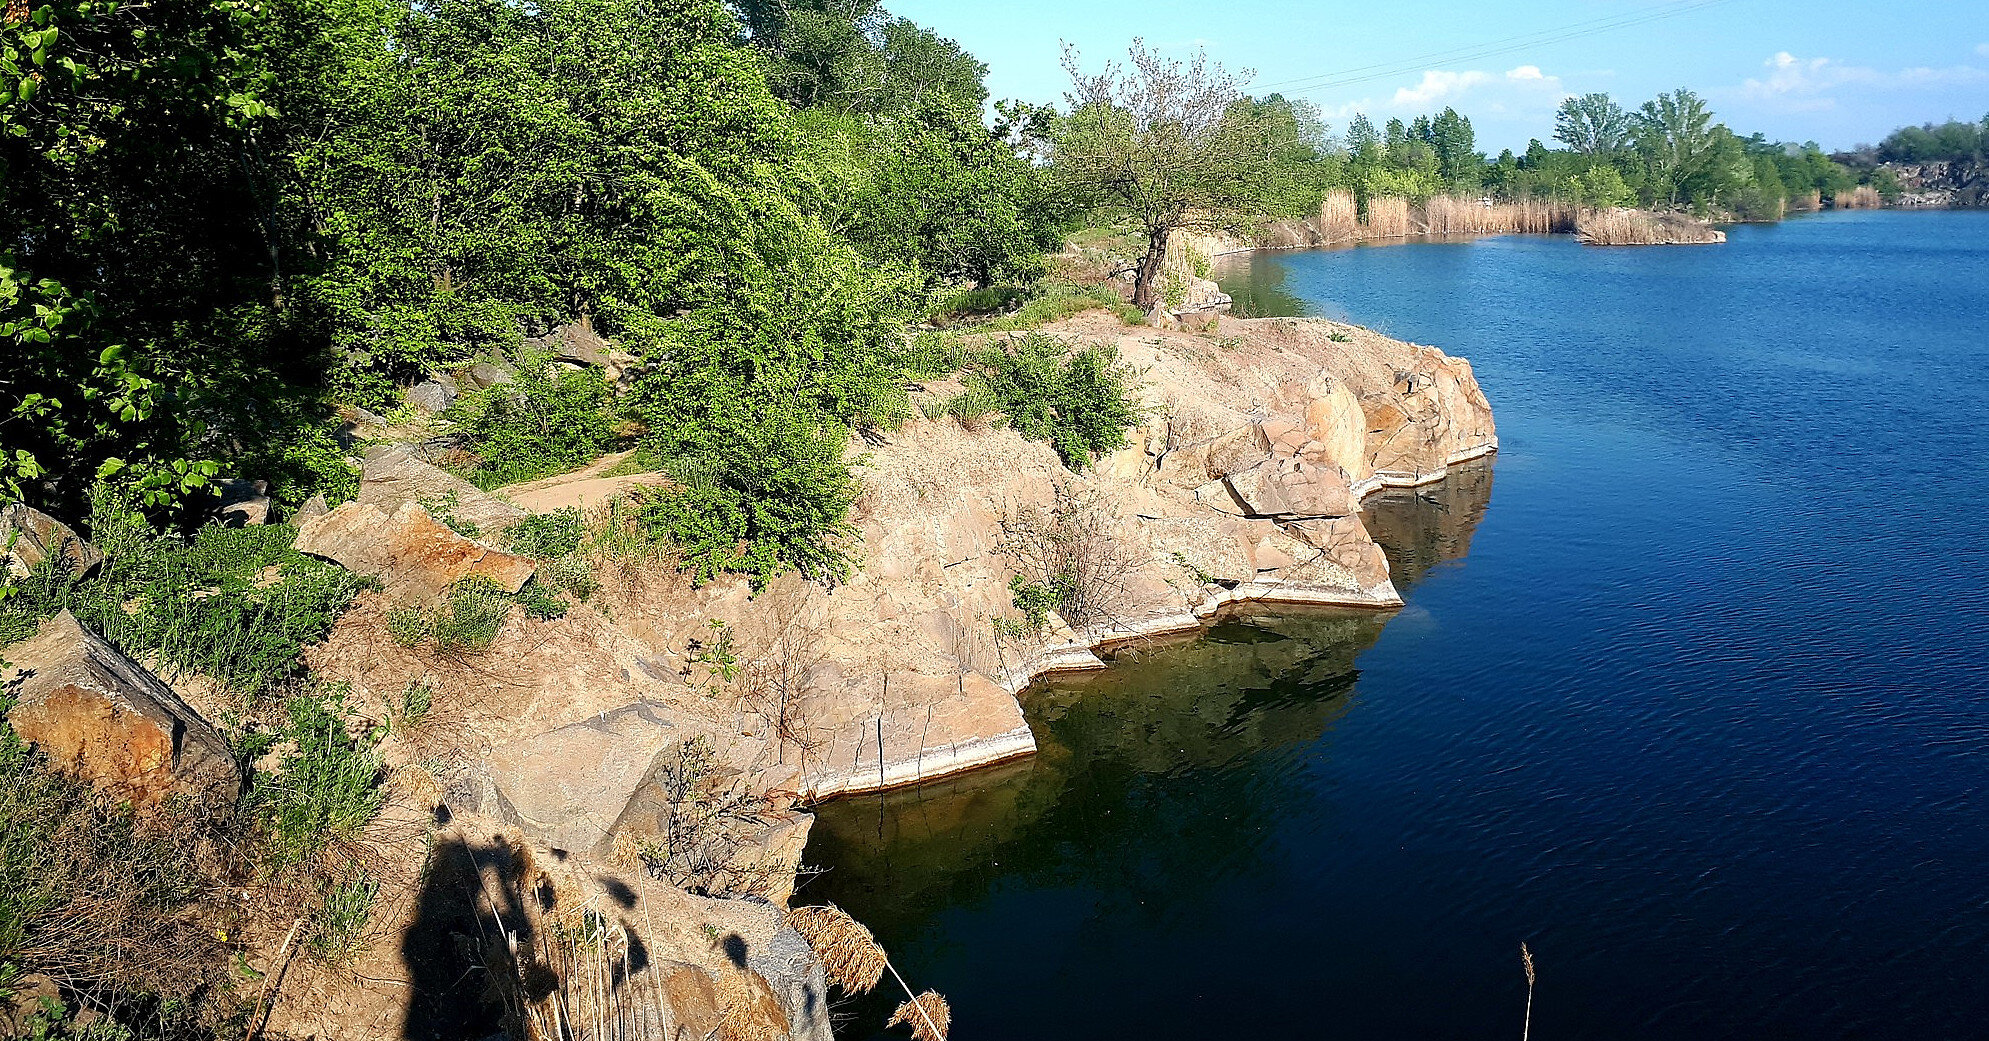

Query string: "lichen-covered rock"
[[2, 611, 240, 807], [357, 443, 523, 533], [403, 378, 455, 413], [208, 478, 272, 527], [1, 503, 102, 580], [295, 500, 534, 602]]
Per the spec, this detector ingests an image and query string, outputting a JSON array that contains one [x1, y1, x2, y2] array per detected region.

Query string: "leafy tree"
[[1633, 88, 1715, 205], [1, 0, 295, 515], [1554, 93, 1631, 159], [1054, 40, 1274, 309], [1426, 107, 1481, 192]]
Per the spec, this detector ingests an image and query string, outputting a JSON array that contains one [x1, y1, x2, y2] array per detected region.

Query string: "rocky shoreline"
[[3, 305, 1496, 1041]]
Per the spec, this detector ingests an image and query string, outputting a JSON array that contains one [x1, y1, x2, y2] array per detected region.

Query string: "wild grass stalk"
[[1521, 941, 1536, 1041]]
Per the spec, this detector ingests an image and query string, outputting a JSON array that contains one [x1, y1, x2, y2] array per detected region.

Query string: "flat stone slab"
[[295, 500, 534, 602]]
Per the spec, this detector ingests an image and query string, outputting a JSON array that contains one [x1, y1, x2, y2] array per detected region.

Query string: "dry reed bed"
[[1575, 208, 1726, 245], [1834, 185, 1881, 209]]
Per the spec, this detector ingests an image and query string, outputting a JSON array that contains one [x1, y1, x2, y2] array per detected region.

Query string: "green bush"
[[966, 335, 1141, 469], [427, 576, 513, 655], [929, 286, 1028, 322], [510, 581, 567, 621], [639, 410, 859, 590], [249, 690, 385, 870], [505, 508, 586, 559], [444, 355, 619, 489], [306, 871, 378, 967]]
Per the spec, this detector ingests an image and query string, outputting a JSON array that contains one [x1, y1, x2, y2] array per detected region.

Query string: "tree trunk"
[[1131, 226, 1172, 311]]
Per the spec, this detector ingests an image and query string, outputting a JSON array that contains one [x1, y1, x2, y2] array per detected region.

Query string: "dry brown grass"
[[1361, 195, 1411, 239], [1789, 189, 1823, 212], [890, 991, 952, 1041], [783, 903, 885, 995], [1417, 195, 1576, 235], [1575, 208, 1725, 245], [1834, 185, 1881, 209], [713, 967, 788, 1041], [1317, 190, 1358, 243]]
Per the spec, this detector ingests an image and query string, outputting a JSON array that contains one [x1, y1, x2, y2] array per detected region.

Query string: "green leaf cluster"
[[964, 334, 1139, 470]]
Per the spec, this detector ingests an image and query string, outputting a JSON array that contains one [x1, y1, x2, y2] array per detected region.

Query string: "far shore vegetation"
[[0, 2, 1975, 1034]]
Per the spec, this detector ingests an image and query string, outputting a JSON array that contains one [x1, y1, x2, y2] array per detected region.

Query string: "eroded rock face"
[[484, 702, 708, 856], [2, 611, 240, 807], [357, 443, 524, 534], [295, 500, 534, 602], [1, 504, 102, 580]]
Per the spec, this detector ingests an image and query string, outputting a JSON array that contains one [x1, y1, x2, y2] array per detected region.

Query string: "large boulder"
[[295, 500, 534, 602], [2, 504, 103, 581], [207, 478, 272, 527], [1223, 457, 1355, 520], [357, 443, 524, 533], [482, 702, 705, 856], [2, 611, 240, 807], [403, 378, 456, 414]]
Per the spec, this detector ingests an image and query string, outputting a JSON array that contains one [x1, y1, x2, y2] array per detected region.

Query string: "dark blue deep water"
[[804, 211, 1989, 1040]]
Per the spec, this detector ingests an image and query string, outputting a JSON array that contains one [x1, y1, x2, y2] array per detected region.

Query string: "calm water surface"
[[804, 211, 1989, 1040]]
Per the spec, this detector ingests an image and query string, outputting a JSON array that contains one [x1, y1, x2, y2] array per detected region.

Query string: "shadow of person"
[[400, 832, 537, 1041]]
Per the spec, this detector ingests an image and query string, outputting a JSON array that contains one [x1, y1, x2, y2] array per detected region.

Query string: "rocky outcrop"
[[305, 315, 1493, 810], [295, 500, 534, 602], [2, 611, 240, 806], [356, 443, 525, 533], [1873, 159, 1988, 208], [1, 503, 103, 580]]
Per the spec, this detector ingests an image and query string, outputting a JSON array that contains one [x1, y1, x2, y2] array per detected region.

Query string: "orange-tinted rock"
[[1, 503, 102, 580], [295, 500, 534, 602], [3, 611, 240, 807]]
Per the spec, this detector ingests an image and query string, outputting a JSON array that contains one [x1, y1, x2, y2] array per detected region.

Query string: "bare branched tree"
[[738, 583, 827, 765], [996, 483, 1143, 632], [1056, 39, 1266, 310]]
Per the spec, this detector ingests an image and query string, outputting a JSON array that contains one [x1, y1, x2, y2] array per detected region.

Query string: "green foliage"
[[965, 335, 1139, 469], [306, 872, 378, 966], [983, 284, 1141, 332], [929, 286, 1030, 322], [400, 575, 514, 655], [249, 689, 385, 870], [510, 581, 568, 621], [505, 508, 588, 559], [1876, 117, 1989, 163], [0, 489, 364, 696], [638, 410, 860, 589], [1007, 573, 1071, 633], [445, 356, 617, 489]]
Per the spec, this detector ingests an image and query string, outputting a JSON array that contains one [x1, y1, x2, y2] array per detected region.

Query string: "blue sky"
[[892, 0, 1989, 152]]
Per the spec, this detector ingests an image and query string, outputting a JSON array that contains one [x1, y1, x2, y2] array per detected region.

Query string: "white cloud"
[[1329, 64, 1567, 123], [1738, 51, 1989, 111]]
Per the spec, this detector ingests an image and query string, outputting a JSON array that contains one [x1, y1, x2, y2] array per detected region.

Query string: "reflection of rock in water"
[[801, 466, 1495, 1030], [804, 608, 1390, 935], [1361, 458, 1495, 590]]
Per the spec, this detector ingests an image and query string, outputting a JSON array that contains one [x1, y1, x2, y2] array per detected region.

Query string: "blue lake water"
[[804, 210, 1989, 1040]]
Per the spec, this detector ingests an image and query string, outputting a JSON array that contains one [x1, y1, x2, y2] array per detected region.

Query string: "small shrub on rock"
[[444, 353, 619, 489], [966, 334, 1140, 469]]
